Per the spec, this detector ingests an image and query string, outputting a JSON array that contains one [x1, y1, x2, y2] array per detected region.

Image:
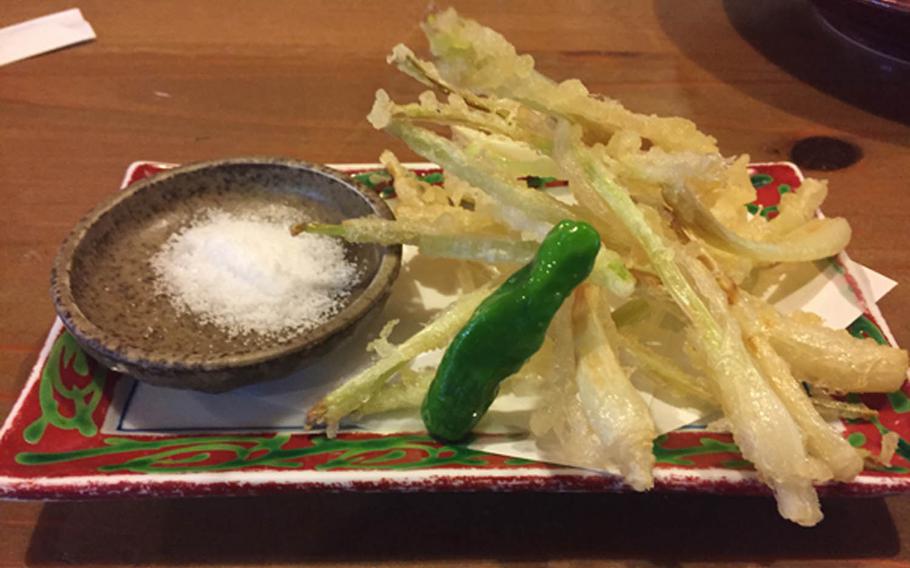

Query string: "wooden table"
[[2, 1, 909, 565]]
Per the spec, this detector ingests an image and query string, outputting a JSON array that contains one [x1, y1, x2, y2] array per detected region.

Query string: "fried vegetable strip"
[[745, 178, 830, 240], [383, 37, 734, 245], [370, 101, 561, 236], [358, 369, 434, 416], [452, 126, 562, 179], [663, 183, 852, 263], [530, 306, 624, 471], [811, 397, 878, 421], [572, 285, 656, 491], [614, 332, 715, 407], [370, 88, 552, 153], [300, 219, 538, 264], [369, 114, 636, 298], [611, 147, 727, 189], [745, 296, 909, 393], [616, 329, 871, 423], [386, 43, 506, 115], [734, 301, 864, 482], [305, 283, 494, 434], [554, 122, 825, 526], [398, 17, 834, 250], [877, 432, 900, 467], [677, 252, 829, 525], [421, 8, 718, 153], [380, 149, 450, 207], [371, 91, 642, 256]]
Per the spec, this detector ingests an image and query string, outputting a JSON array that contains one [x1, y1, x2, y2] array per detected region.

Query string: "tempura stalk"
[[369, 111, 636, 298], [358, 369, 434, 416], [301, 219, 538, 264], [421, 8, 717, 153], [663, 183, 851, 263], [614, 332, 715, 408], [749, 296, 909, 393], [306, 283, 494, 434], [554, 121, 825, 526], [734, 299, 864, 481], [572, 284, 656, 491], [311, 7, 910, 527]]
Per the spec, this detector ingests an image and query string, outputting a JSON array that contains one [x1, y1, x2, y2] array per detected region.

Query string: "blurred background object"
[[812, 0, 910, 63]]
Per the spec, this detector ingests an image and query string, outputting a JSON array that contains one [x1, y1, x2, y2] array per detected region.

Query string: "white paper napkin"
[[0, 9, 95, 67]]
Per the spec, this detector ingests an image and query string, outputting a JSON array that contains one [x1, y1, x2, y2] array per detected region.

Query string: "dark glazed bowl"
[[812, 0, 910, 62], [51, 158, 401, 393]]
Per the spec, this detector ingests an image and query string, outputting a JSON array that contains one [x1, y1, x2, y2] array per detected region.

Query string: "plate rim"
[[1, 159, 907, 501]]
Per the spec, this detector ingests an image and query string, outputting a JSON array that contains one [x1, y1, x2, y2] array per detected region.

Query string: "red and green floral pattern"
[[746, 166, 802, 219], [1, 161, 907, 498]]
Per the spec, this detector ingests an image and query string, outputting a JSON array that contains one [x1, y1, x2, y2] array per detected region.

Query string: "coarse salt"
[[151, 207, 359, 339]]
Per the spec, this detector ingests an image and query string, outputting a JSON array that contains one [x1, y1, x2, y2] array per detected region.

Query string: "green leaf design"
[[888, 392, 910, 414], [352, 171, 391, 190], [719, 459, 753, 470], [16, 434, 497, 473], [653, 435, 741, 466], [841, 315, 910, 465], [759, 205, 779, 218], [848, 432, 867, 448], [419, 172, 444, 185], [750, 173, 773, 188], [848, 315, 888, 345], [524, 175, 558, 189], [23, 332, 108, 444]]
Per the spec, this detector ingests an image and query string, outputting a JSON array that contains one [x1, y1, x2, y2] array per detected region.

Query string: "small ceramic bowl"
[[51, 158, 401, 393]]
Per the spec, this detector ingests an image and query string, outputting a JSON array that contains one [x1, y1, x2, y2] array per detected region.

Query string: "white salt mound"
[[151, 208, 359, 339]]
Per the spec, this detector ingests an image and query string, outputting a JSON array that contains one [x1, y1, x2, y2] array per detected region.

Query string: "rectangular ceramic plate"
[[1, 161, 909, 500]]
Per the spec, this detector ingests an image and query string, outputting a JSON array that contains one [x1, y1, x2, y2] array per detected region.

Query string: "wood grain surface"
[[2, 0, 910, 566]]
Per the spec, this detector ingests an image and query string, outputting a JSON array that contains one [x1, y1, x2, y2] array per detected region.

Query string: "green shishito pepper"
[[421, 220, 601, 442]]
